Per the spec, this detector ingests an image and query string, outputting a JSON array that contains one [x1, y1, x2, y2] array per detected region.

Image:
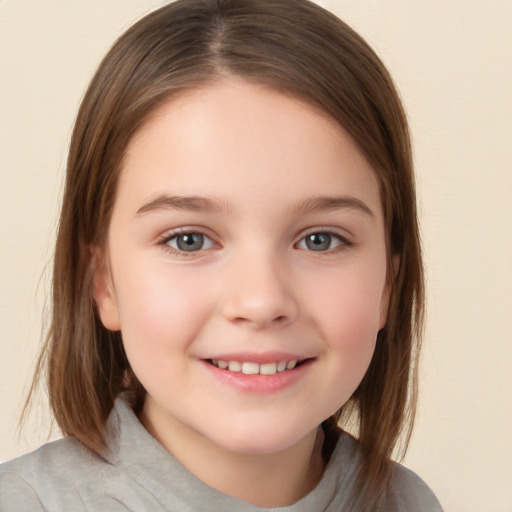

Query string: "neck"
[[141, 405, 325, 507]]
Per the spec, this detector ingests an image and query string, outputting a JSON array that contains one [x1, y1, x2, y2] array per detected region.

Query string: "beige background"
[[1, 1, 511, 511]]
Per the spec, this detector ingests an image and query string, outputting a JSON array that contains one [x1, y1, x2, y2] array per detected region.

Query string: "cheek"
[[306, 267, 385, 389], [112, 260, 214, 361], [311, 268, 386, 339], [112, 262, 218, 399]]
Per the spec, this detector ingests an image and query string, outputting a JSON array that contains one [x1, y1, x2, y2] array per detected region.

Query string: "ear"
[[379, 254, 400, 329], [90, 247, 121, 331]]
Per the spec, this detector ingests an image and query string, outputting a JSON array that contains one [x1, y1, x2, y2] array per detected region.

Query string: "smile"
[[209, 359, 304, 375]]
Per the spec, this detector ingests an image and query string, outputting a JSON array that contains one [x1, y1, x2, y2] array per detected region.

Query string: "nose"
[[220, 252, 299, 329]]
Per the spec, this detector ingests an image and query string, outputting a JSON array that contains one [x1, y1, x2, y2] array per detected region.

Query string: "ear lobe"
[[379, 254, 400, 329], [91, 247, 121, 331]]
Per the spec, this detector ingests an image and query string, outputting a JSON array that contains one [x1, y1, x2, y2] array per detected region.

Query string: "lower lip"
[[202, 359, 313, 394]]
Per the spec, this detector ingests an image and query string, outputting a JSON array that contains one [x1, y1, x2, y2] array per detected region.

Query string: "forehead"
[[117, 79, 382, 218]]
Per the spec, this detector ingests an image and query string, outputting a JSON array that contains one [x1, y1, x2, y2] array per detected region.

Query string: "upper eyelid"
[[158, 226, 217, 243], [295, 226, 352, 243]]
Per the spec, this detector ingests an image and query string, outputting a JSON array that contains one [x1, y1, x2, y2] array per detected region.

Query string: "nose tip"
[[220, 261, 298, 329]]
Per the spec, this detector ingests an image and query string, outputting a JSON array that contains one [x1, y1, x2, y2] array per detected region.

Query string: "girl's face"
[[96, 79, 389, 457]]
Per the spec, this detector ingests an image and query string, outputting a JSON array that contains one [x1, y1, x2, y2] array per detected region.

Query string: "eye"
[[297, 232, 348, 252], [164, 232, 216, 252]]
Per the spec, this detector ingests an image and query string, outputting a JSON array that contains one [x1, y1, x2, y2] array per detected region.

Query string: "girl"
[[0, 0, 444, 510]]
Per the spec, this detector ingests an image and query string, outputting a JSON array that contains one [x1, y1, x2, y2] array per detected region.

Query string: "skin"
[[94, 79, 390, 507]]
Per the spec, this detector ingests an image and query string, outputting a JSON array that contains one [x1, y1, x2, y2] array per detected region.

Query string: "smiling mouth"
[[207, 359, 310, 376]]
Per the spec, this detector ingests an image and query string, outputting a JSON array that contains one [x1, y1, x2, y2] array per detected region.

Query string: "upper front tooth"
[[241, 362, 260, 375], [286, 360, 297, 370], [259, 362, 277, 375], [228, 361, 242, 372]]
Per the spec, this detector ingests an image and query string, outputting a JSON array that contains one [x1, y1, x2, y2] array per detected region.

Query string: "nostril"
[[232, 315, 287, 326]]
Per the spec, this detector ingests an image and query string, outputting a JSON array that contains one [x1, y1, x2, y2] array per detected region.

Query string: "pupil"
[[306, 233, 331, 251], [177, 233, 203, 251]]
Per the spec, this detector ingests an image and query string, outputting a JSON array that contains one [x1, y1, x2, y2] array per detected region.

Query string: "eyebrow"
[[136, 194, 231, 215], [135, 193, 373, 217], [291, 195, 374, 217]]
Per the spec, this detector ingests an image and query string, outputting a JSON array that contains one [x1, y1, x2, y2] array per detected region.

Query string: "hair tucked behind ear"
[[26, 1, 423, 509]]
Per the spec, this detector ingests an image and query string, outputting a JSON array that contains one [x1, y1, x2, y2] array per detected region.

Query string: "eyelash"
[[157, 229, 217, 259], [295, 229, 352, 254], [157, 228, 352, 257]]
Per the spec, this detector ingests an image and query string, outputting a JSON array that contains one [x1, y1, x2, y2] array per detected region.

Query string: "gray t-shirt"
[[0, 398, 443, 511]]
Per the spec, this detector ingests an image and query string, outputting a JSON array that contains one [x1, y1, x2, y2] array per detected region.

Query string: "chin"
[[208, 418, 315, 456]]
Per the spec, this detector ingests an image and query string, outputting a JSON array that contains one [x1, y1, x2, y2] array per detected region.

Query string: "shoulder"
[[327, 431, 444, 512], [387, 461, 444, 512], [0, 437, 99, 511], [0, 471, 45, 512]]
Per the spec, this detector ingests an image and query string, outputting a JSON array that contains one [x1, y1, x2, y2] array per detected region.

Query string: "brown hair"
[[28, 0, 423, 509]]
